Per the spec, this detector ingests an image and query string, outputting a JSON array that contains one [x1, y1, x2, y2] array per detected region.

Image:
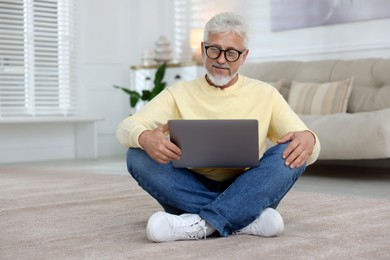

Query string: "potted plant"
[[113, 62, 167, 108]]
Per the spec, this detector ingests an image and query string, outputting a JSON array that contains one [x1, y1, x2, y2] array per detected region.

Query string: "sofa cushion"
[[240, 59, 390, 113], [348, 85, 390, 113], [267, 80, 283, 91], [288, 78, 353, 115], [330, 59, 390, 112], [299, 108, 390, 159]]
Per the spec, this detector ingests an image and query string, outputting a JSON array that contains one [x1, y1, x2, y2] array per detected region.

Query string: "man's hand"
[[277, 131, 316, 168], [138, 124, 181, 164]]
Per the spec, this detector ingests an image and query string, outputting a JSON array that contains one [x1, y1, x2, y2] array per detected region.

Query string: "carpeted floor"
[[0, 167, 389, 259]]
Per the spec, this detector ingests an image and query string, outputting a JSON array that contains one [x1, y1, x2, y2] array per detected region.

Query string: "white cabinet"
[[129, 63, 198, 94], [129, 63, 203, 111]]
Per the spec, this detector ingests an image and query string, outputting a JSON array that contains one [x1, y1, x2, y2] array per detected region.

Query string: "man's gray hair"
[[204, 12, 249, 48]]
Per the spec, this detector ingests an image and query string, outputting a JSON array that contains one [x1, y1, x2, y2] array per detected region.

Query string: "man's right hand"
[[138, 124, 181, 164]]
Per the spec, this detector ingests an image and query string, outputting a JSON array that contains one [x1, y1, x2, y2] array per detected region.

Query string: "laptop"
[[168, 119, 259, 168]]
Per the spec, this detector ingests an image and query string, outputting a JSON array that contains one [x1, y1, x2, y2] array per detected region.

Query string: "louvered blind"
[[173, 0, 217, 62], [0, 0, 76, 117]]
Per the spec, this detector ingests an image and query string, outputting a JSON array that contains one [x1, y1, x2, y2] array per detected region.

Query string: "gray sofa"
[[240, 58, 390, 161]]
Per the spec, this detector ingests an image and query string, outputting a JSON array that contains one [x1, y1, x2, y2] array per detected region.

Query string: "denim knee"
[[265, 142, 289, 156], [262, 141, 306, 173], [126, 148, 150, 177], [263, 142, 290, 165], [126, 148, 137, 173]]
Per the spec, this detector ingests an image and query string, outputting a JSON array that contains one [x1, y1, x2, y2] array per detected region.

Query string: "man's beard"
[[205, 63, 237, 87], [206, 72, 237, 87]]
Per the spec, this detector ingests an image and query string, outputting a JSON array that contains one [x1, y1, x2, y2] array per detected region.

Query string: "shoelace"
[[174, 218, 208, 240], [233, 220, 260, 235], [194, 219, 208, 240]]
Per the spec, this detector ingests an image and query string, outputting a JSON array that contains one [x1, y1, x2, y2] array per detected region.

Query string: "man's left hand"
[[277, 131, 316, 168]]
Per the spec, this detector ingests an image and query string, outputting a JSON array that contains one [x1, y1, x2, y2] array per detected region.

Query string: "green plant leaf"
[[141, 90, 151, 101], [129, 96, 137, 107], [151, 82, 166, 99], [113, 62, 167, 109], [150, 63, 167, 99], [113, 85, 134, 95], [129, 92, 141, 107], [113, 84, 143, 107], [154, 63, 167, 86]]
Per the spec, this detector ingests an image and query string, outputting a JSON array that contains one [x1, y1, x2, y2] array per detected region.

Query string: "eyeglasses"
[[204, 45, 245, 62]]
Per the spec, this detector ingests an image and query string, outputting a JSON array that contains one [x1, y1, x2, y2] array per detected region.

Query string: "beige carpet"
[[1, 167, 389, 260]]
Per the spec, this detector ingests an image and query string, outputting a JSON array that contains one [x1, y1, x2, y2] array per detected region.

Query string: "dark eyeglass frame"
[[204, 45, 246, 62]]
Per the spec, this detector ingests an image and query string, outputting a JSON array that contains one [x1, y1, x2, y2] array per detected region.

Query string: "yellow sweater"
[[116, 75, 320, 181]]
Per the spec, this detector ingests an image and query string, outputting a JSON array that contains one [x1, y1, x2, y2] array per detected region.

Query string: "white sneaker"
[[146, 211, 216, 242], [236, 208, 284, 237]]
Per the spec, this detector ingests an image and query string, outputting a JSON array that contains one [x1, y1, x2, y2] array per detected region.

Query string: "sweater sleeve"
[[267, 90, 321, 166], [308, 134, 321, 165], [116, 88, 179, 148]]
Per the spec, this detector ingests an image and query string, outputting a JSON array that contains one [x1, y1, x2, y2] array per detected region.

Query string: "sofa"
[[240, 58, 390, 162]]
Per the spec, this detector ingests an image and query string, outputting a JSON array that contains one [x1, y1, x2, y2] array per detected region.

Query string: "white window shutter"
[[0, 0, 77, 117]]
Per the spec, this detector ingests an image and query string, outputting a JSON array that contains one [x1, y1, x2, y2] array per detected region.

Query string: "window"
[[173, 0, 217, 62], [0, 0, 76, 117]]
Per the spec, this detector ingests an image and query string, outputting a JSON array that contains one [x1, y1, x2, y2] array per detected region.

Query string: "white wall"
[[184, 0, 390, 61], [78, 0, 176, 158], [1, 0, 389, 163], [241, 1, 390, 61]]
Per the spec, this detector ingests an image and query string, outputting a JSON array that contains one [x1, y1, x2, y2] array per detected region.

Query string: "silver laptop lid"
[[168, 119, 259, 168]]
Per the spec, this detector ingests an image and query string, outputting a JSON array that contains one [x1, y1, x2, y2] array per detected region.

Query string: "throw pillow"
[[267, 80, 283, 91], [288, 78, 354, 115], [267, 80, 289, 100]]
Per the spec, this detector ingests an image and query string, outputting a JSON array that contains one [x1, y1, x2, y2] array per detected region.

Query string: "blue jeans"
[[126, 142, 306, 237]]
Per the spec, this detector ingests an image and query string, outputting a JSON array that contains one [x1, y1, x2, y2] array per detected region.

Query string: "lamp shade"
[[190, 29, 203, 49]]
